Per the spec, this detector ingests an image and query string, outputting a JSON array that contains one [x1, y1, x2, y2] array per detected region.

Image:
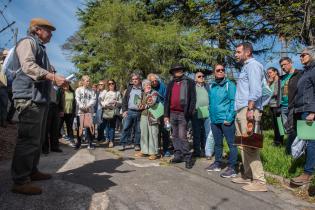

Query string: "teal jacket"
[[209, 78, 236, 124]]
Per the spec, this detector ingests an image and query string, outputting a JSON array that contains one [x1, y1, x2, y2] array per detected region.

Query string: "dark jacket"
[[121, 84, 143, 112], [287, 69, 302, 109], [164, 75, 196, 119], [57, 88, 76, 115], [294, 62, 315, 113], [284, 70, 301, 132]]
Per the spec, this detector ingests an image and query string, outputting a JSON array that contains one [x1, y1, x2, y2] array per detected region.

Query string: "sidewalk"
[[0, 142, 314, 210]]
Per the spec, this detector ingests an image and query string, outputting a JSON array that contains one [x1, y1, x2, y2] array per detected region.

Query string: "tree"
[[63, 0, 224, 85]]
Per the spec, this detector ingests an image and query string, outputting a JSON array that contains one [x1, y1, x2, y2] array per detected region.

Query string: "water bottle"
[[164, 121, 171, 131]]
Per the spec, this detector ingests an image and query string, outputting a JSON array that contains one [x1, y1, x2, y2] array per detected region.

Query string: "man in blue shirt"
[[232, 42, 267, 192]]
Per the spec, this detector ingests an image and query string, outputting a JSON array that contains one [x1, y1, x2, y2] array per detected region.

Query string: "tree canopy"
[[63, 0, 314, 85]]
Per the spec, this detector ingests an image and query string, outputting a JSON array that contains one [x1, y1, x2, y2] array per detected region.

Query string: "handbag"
[[235, 120, 263, 149], [103, 108, 115, 119], [79, 113, 94, 136], [235, 133, 263, 149]]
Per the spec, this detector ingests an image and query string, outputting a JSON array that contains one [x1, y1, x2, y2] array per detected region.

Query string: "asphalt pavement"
[[0, 142, 314, 210]]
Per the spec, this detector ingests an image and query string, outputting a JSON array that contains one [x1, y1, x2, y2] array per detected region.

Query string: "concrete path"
[[0, 144, 314, 210]]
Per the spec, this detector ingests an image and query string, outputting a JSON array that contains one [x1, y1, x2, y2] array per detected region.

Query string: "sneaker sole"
[[220, 174, 237, 178], [207, 169, 221, 172]]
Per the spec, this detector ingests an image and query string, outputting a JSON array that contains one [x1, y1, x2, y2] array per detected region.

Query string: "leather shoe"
[[31, 171, 52, 181], [12, 183, 42, 195], [185, 160, 193, 169], [170, 157, 182, 163]]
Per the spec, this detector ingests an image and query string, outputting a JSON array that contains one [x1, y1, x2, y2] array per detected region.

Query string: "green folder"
[[197, 106, 209, 119], [297, 120, 315, 140], [149, 102, 164, 119], [277, 117, 285, 136], [134, 94, 141, 106]]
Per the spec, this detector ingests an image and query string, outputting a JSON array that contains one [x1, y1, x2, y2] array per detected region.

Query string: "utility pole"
[[14, 27, 18, 45]]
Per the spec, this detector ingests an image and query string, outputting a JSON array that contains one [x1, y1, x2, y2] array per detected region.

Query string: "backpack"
[[2, 36, 38, 87]]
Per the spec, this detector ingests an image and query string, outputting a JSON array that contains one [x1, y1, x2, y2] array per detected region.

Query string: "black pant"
[[59, 113, 74, 139], [170, 111, 191, 161], [270, 107, 283, 145], [159, 118, 170, 153], [7, 88, 16, 122], [43, 103, 60, 152], [11, 101, 48, 184]]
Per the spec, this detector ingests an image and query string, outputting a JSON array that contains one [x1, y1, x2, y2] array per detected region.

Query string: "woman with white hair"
[[135, 79, 160, 160], [291, 46, 315, 186]]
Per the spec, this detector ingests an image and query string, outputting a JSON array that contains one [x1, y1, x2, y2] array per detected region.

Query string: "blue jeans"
[[120, 110, 141, 145], [211, 122, 237, 169], [105, 117, 116, 142], [300, 112, 315, 175], [192, 112, 206, 155]]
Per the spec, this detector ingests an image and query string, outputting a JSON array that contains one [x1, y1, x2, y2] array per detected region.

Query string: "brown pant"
[[235, 107, 266, 184]]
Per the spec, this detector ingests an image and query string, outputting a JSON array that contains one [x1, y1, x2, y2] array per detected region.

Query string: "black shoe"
[[185, 160, 193, 169], [42, 150, 49, 155], [51, 148, 63, 153], [134, 145, 141, 151], [74, 144, 81, 150], [170, 157, 183, 163]]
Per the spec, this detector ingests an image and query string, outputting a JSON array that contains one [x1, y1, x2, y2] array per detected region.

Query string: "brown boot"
[[231, 176, 252, 184], [12, 183, 42, 195], [242, 180, 268, 192], [134, 152, 145, 158], [291, 173, 313, 186], [31, 171, 52, 181], [148, 155, 158, 160]]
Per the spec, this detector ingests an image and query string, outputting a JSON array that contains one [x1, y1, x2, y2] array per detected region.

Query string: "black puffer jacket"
[[294, 61, 315, 113]]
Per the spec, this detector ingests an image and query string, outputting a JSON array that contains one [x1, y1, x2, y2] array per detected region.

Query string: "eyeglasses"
[[300, 53, 309, 58], [197, 75, 204, 78], [108, 82, 114, 85], [215, 69, 225, 72]]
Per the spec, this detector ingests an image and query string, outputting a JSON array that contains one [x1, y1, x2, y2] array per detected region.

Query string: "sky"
[[0, 0, 84, 76], [0, 0, 304, 78]]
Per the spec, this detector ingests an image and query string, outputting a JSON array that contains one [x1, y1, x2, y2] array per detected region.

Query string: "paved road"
[[0, 143, 314, 210]]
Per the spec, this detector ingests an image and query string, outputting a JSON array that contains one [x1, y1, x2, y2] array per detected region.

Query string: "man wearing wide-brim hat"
[[164, 63, 196, 169], [11, 18, 67, 195]]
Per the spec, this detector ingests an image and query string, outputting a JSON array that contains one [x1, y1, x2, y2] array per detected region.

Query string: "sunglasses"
[[300, 53, 309, 58], [108, 82, 115, 85], [197, 75, 204, 78], [215, 69, 225, 72]]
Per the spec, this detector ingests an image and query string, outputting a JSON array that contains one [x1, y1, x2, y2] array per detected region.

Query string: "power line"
[[0, 0, 12, 14]]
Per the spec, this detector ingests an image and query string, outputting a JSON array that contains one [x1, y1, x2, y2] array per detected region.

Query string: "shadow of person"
[[58, 158, 134, 192]]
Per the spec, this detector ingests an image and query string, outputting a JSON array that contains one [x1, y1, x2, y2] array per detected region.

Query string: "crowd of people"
[[0, 17, 315, 196]]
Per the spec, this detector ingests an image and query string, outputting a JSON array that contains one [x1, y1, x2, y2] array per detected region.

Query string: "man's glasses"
[[197, 75, 204, 78], [215, 69, 225, 72], [300, 53, 309, 58]]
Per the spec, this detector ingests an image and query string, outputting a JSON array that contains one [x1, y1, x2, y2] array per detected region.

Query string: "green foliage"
[[63, 0, 226, 85]]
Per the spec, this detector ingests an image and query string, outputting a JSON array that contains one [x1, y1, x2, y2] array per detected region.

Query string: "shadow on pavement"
[[59, 158, 134, 192]]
